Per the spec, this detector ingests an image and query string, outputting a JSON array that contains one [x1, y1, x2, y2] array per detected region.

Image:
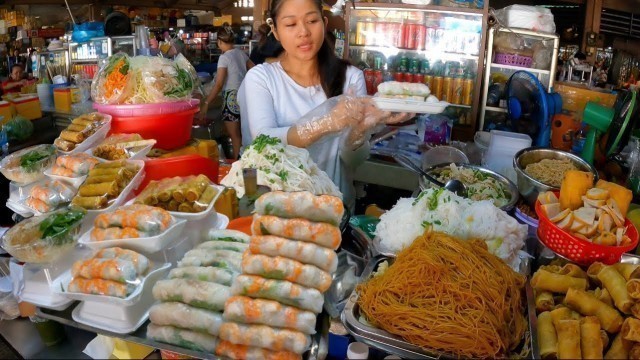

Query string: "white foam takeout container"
[[88, 141, 155, 163], [373, 97, 449, 114], [129, 183, 225, 221], [57, 115, 112, 155], [85, 159, 146, 215], [78, 217, 187, 253]]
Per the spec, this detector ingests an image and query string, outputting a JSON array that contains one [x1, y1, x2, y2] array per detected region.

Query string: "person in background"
[[250, 24, 270, 64], [2, 64, 27, 94], [238, 0, 412, 210], [198, 26, 254, 160]]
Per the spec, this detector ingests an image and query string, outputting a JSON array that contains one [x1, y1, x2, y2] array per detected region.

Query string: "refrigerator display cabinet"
[[345, 2, 488, 140], [69, 36, 137, 79], [37, 49, 70, 82]]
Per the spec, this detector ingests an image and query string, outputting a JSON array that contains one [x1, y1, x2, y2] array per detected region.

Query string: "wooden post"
[[253, 0, 269, 30], [582, 0, 602, 63]]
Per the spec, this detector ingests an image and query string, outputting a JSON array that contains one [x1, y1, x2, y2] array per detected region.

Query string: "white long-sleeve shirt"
[[238, 61, 366, 208]]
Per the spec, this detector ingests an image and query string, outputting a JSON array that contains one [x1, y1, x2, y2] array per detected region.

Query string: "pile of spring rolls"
[[54, 113, 107, 152], [25, 180, 76, 213], [147, 229, 249, 352], [90, 204, 172, 241], [71, 160, 140, 210], [216, 191, 344, 360], [532, 261, 640, 359], [67, 247, 149, 298], [134, 175, 218, 213], [51, 153, 100, 178]]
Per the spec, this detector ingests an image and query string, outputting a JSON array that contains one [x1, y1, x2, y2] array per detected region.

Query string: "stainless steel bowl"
[[418, 162, 519, 211], [513, 147, 598, 205]]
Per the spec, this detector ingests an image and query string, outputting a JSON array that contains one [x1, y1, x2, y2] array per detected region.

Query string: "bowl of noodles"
[[419, 163, 519, 211], [513, 147, 597, 205]]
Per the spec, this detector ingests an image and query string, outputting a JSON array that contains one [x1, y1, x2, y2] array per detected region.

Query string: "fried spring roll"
[[537, 311, 557, 359], [71, 195, 108, 210], [531, 269, 589, 294], [79, 181, 119, 197], [580, 316, 603, 359], [535, 291, 555, 313], [597, 265, 634, 314], [605, 333, 633, 359], [60, 130, 85, 143], [556, 319, 581, 359], [564, 287, 623, 333], [614, 263, 640, 281]]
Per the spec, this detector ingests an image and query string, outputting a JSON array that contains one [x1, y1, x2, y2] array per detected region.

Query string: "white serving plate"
[[54, 262, 171, 307], [130, 184, 225, 221], [373, 97, 449, 114], [85, 160, 146, 215], [57, 115, 112, 155], [78, 218, 187, 253]]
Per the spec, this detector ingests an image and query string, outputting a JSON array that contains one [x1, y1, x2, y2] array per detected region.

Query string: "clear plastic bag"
[[24, 179, 77, 214], [494, 5, 556, 33], [91, 53, 135, 105], [0, 144, 57, 185], [131, 56, 195, 104]]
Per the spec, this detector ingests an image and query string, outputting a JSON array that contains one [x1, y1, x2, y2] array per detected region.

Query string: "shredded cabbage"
[[221, 135, 342, 199], [433, 164, 509, 208]]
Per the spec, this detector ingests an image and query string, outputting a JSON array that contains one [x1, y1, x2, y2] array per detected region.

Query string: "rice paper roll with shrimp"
[[196, 241, 248, 253], [29, 181, 76, 206], [252, 215, 341, 250], [149, 302, 224, 336], [67, 277, 135, 298], [168, 266, 236, 286], [224, 296, 317, 334], [71, 258, 138, 282], [218, 322, 311, 354], [177, 249, 242, 272], [146, 324, 218, 353], [254, 191, 344, 226], [249, 234, 338, 273], [207, 229, 250, 244], [94, 247, 149, 274], [216, 340, 302, 360], [90, 227, 150, 241], [242, 253, 332, 292], [231, 275, 324, 313], [93, 205, 172, 233], [152, 278, 231, 311]]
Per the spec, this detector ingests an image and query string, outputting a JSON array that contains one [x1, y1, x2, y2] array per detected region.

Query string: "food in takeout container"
[[71, 159, 143, 211], [53, 112, 111, 153], [373, 81, 448, 113], [92, 133, 156, 161], [375, 81, 431, 101], [22, 179, 76, 214], [0, 144, 57, 184], [530, 260, 640, 359], [133, 175, 221, 219], [49, 153, 100, 178], [1, 208, 85, 263]]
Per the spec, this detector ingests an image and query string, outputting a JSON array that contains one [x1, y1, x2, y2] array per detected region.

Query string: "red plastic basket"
[[535, 195, 639, 265]]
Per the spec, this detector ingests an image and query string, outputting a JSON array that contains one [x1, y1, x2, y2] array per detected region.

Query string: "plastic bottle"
[[347, 342, 369, 359], [0, 127, 9, 159]]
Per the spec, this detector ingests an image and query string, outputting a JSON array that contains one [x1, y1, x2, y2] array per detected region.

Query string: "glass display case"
[[37, 49, 70, 82], [345, 3, 488, 139], [69, 36, 137, 79], [112, 36, 137, 57]]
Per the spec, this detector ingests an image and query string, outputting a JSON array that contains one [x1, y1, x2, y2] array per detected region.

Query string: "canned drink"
[[416, 25, 427, 50], [442, 76, 453, 102], [402, 73, 413, 83], [389, 22, 402, 48], [393, 72, 404, 82], [355, 21, 366, 45], [366, 21, 376, 46], [374, 56, 383, 70], [432, 76, 443, 99], [406, 23, 417, 49], [423, 74, 433, 89], [462, 78, 474, 105], [412, 73, 423, 83], [363, 68, 375, 95], [373, 70, 383, 90], [398, 56, 408, 73], [400, 22, 410, 49], [451, 76, 463, 104], [409, 57, 419, 74], [421, 59, 430, 74]]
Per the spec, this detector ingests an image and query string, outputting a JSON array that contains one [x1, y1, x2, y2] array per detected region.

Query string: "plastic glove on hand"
[[295, 95, 366, 147]]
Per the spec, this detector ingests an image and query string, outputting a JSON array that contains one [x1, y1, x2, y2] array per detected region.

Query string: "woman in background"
[[199, 26, 254, 160]]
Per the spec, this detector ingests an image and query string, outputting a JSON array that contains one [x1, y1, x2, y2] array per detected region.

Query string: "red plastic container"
[[227, 216, 253, 235], [135, 155, 219, 195], [535, 193, 639, 265]]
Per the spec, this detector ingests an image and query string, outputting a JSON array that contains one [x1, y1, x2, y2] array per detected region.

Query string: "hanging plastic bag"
[[494, 5, 556, 33]]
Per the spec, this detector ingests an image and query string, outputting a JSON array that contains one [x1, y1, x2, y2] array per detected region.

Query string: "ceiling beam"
[[2, 0, 220, 11]]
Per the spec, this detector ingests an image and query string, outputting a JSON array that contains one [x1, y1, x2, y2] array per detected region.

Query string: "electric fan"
[[505, 71, 563, 147], [581, 90, 638, 164]]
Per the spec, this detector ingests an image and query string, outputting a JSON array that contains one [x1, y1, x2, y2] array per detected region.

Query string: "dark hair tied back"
[[269, 0, 349, 97], [217, 26, 235, 44]]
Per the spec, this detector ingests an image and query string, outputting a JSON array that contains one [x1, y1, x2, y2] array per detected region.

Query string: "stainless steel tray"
[[342, 255, 534, 359]]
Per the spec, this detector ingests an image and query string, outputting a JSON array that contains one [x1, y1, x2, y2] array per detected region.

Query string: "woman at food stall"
[[2, 64, 27, 94], [238, 0, 412, 209]]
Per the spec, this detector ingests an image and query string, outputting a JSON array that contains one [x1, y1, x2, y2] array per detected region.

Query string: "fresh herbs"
[[39, 209, 85, 245], [427, 188, 445, 211], [421, 219, 442, 228], [164, 67, 193, 98], [276, 169, 289, 181], [20, 148, 53, 172], [104, 55, 129, 76], [251, 135, 281, 153]]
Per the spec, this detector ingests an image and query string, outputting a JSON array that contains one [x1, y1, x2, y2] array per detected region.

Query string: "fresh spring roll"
[[231, 275, 324, 313], [249, 235, 338, 273], [606, 332, 633, 359], [614, 263, 640, 281], [208, 229, 250, 243], [94, 247, 149, 274], [537, 311, 557, 360], [564, 287, 623, 333], [51, 165, 75, 177], [197, 240, 248, 253], [530, 269, 589, 294], [152, 278, 230, 311], [169, 266, 236, 286], [146, 324, 218, 353], [57, 154, 98, 175], [535, 291, 555, 313], [71, 195, 108, 210], [242, 253, 332, 292], [581, 316, 603, 360], [71, 258, 137, 282], [90, 227, 148, 241], [177, 249, 242, 272], [628, 279, 640, 300], [597, 265, 634, 314], [556, 319, 581, 359], [224, 296, 317, 335], [149, 302, 223, 336], [558, 263, 588, 279], [93, 205, 171, 233], [587, 262, 606, 285], [215, 340, 302, 360], [218, 322, 311, 354], [252, 215, 341, 250], [79, 181, 119, 198], [68, 277, 134, 298], [25, 197, 52, 213], [254, 191, 344, 226], [621, 317, 640, 342]]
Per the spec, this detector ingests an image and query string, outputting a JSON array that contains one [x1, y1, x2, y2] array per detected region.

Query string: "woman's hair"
[[217, 26, 235, 44], [257, 23, 271, 47], [270, 0, 348, 98]]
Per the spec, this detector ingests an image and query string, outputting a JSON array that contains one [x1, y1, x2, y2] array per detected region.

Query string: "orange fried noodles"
[[357, 231, 526, 358]]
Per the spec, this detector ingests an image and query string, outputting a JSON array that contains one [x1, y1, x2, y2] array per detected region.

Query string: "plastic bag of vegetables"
[[91, 53, 134, 104], [128, 56, 195, 103], [4, 115, 34, 142]]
